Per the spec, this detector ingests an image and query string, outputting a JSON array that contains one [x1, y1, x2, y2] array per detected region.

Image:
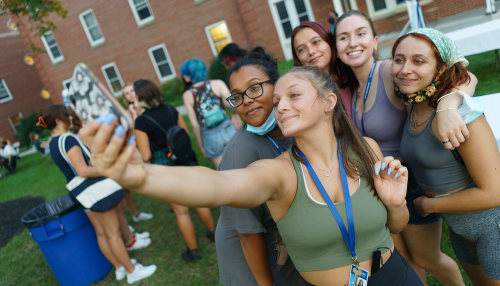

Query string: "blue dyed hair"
[[180, 58, 207, 83]]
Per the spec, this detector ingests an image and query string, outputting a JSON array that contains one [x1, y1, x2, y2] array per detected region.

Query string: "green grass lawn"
[[2, 50, 498, 285]]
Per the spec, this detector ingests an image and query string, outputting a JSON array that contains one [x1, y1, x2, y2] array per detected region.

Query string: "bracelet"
[[436, 89, 460, 104], [436, 108, 458, 113]]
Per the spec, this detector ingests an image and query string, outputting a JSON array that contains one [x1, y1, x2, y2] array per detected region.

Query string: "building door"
[[268, 0, 315, 61]]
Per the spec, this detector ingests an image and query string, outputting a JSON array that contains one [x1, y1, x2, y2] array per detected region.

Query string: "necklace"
[[308, 161, 335, 177], [410, 106, 435, 131]]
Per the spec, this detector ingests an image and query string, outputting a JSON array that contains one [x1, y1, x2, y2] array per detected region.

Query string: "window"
[[8, 113, 22, 134], [268, 0, 315, 60], [128, 0, 154, 27], [62, 78, 72, 90], [205, 21, 232, 56], [148, 43, 176, 82], [0, 79, 13, 104], [79, 9, 105, 47], [41, 31, 64, 64], [101, 63, 123, 96], [365, 0, 407, 18]]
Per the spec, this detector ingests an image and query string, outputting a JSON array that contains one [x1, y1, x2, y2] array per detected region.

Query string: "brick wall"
[[355, 0, 484, 35], [17, 0, 252, 104], [0, 16, 50, 143]]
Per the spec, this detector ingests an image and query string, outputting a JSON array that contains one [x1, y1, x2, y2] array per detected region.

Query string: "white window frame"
[[205, 20, 233, 57], [148, 43, 177, 83], [127, 0, 155, 28], [8, 112, 22, 134], [0, 79, 13, 104], [79, 9, 105, 47], [62, 78, 72, 90], [101, 62, 124, 97], [268, 0, 315, 61], [365, 0, 407, 19], [40, 31, 64, 64]]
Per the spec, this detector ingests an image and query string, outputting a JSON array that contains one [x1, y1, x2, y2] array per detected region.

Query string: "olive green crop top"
[[276, 149, 393, 272]]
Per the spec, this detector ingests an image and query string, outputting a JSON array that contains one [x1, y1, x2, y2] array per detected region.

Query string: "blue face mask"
[[246, 109, 277, 135], [457, 90, 484, 124]]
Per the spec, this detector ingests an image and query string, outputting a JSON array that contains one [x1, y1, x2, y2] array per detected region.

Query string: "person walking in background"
[[219, 43, 247, 70], [133, 79, 216, 261], [328, 11, 338, 33], [1, 139, 18, 175], [36, 105, 156, 284], [394, 28, 500, 285], [30, 132, 51, 155], [180, 58, 241, 169]]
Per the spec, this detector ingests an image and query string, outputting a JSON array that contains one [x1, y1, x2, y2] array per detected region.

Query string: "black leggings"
[[368, 248, 423, 286]]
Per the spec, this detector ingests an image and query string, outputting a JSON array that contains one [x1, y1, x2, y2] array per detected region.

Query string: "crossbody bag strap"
[[141, 114, 169, 152], [58, 133, 90, 177]]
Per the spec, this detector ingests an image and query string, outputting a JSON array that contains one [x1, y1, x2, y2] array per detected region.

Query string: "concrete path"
[[378, 2, 500, 59]]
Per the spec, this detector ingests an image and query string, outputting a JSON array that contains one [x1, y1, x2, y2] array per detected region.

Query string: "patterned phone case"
[[67, 63, 133, 136]]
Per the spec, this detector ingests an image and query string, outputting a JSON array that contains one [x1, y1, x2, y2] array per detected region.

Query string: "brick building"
[[0, 16, 50, 143], [12, 0, 484, 106]]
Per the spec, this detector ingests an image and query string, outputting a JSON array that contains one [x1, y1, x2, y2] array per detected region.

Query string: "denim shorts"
[[406, 167, 441, 225], [201, 118, 236, 158]]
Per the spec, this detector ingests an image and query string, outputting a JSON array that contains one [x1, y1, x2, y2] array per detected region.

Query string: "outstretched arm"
[[81, 116, 283, 209], [182, 90, 205, 156]]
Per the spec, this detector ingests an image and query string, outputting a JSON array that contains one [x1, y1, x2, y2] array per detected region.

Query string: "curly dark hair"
[[228, 46, 280, 83]]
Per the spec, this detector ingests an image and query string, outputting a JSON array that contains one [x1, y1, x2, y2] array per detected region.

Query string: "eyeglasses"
[[226, 80, 274, 108]]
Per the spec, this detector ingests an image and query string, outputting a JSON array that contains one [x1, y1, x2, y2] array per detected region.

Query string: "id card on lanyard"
[[353, 60, 377, 137], [296, 139, 369, 285]]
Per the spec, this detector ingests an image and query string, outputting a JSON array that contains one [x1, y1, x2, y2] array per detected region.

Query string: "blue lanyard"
[[295, 139, 357, 260], [352, 60, 377, 136], [265, 136, 284, 154]]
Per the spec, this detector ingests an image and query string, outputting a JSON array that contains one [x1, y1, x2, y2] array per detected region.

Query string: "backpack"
[[142, 105, 197, 166], [191, 81, 227, 128]]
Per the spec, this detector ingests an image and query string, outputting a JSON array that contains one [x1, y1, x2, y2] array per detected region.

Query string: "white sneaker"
[[126, 237, 151, 251], [134, 231, 150, 239], [132, 212, 153, 222], [128, 225, 135, 233], [127, 263, 157, 284], [115, 259, 138, 280]]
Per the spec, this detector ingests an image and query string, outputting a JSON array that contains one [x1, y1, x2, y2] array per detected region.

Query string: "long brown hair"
[[290, 21, 338, 79], [392, 33, 471, 108], [332, 10, 379, 92], [67, 108, 83, 134], [281, 66, 378, 193]]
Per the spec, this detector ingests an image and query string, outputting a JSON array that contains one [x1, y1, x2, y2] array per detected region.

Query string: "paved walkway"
[[378, 2, 500, 59]]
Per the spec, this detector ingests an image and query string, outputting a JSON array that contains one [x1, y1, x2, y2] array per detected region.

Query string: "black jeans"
[[368, 248, 423, 286], [2, 156, 17, 174]]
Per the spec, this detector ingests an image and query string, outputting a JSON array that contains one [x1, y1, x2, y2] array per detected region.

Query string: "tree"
[[0, 0, 67, 53]]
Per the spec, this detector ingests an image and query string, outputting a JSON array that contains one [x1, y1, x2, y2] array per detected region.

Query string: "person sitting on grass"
[[1, 139, 18, 175], [30, 132, 51, 155]]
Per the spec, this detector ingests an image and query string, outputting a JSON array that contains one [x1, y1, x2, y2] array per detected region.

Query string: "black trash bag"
[[21, 194, 79, 229]]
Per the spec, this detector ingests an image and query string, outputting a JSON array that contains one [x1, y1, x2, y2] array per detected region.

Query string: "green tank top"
[[276, 149, 393, 272]]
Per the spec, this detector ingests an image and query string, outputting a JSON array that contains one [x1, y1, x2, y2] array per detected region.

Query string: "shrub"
[[207, 58, 228, 85], [17, 111, 51, 147], [159, 78, 185, 107]]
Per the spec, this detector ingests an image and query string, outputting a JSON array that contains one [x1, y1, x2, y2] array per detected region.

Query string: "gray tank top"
[[353, 60, 407, 157], [400, 111, 474, 192]]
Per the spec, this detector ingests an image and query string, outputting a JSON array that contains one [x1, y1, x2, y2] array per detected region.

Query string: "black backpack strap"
[[141, 114, 167, 152]]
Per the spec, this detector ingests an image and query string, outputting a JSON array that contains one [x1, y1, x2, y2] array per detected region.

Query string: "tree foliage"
[[0, 0, 67, 53]]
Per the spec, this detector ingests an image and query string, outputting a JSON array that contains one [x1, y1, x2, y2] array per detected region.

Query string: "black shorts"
[[406, 167, 441, 225], [368, 248, 423, 286]]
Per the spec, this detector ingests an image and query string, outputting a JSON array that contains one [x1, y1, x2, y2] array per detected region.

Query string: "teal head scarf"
[[408, 28, 468, 69]]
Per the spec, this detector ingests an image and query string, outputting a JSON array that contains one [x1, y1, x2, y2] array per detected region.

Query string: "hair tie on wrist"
[[36, 116, 48, 129]]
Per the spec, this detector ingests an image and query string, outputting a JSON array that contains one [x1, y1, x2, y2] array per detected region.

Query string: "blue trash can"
[[21, 194, 112, 286]]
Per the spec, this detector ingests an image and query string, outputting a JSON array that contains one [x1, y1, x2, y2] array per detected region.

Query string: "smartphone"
[[67, 63, 133, 141]]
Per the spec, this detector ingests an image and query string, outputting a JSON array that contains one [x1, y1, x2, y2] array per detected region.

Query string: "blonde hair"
[[121, 83, 134, 109]]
